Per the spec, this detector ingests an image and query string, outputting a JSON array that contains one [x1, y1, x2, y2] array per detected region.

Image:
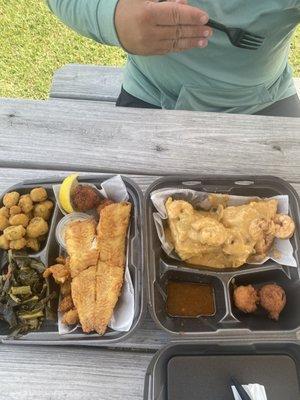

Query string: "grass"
[[0, 0, 299, 100]]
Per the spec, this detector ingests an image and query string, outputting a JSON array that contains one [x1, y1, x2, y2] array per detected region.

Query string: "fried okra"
[[0, 207, 10, 218], [9, 213, 29, 227], [26, 217, 48, 239], [9, 238, 27, 250], [0, 215, 9, 231], [3, 192, 20, 208], [9, 205, 22, 216], [33, 200, 53, 220], [4, 225, 26, 241], [30, 187, 48, 203], [19, 194, 33, 214]]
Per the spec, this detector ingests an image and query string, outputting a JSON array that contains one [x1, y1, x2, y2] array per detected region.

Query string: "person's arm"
[[46, 0, 212, 55], [46, 0, 120, 46]]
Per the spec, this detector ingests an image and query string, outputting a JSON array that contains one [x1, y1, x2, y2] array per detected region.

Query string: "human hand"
[[115, 0, 212, 55]]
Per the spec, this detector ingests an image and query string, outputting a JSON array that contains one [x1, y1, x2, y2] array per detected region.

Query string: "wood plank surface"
[[50, 64, 123, 101], [0, 345, 153, 400], [0, 98, 300, 182], [49, 63, 300, 102]]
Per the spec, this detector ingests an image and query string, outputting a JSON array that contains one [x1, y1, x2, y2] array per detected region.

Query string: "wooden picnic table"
[[0, 94, 300, 400]]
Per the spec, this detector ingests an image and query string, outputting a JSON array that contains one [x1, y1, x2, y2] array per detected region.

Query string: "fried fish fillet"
[[71, 265, 96, 333], [94, 202, 131, 335], [65, 219, 99, 278]]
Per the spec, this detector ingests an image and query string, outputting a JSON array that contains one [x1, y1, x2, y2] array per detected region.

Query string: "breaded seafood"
[[65, 219, 99, 278], [233, 285, 259, 313], [259, 284, 286, 320]]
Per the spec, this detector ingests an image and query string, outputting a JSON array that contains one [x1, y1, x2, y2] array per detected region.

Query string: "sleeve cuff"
[[97, 0, 121, 46]]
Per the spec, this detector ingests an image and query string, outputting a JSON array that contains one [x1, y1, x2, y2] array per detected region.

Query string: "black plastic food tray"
[[145, 175, 300, 336], [143, 341, 300, 400], [0, 175, 145, 345]]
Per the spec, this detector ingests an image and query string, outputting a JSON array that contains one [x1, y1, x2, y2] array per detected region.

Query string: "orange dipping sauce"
[[166, 281, 215, 318]]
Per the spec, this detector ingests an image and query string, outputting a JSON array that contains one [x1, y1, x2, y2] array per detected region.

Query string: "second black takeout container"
[[145, 175, 300, 338], [143, 341, 300, 400], [0, 175, 145, 345]]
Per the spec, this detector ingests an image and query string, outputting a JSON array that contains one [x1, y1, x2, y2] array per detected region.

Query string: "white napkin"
[[231, 383, 267, 400]]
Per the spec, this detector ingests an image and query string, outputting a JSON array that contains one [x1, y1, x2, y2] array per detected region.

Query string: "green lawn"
[[0, 0, 299, 100]]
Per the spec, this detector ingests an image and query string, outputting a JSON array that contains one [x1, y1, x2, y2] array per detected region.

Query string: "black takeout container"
[[143, 341, 300, 400], [0, 175, 145, 345], [145, 175, 300, 337]]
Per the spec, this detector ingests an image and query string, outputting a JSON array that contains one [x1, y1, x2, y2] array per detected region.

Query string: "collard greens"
[[0, 251, 56, 338]]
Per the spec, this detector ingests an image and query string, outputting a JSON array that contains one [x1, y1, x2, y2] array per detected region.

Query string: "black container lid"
[[144, 341, 300, 400]]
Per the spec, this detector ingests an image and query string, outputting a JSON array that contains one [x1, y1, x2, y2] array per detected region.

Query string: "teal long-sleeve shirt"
[[47, 0, 300, 114]]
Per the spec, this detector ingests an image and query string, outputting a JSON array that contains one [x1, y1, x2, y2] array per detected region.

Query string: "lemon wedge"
[[59, 173, 79, 213]]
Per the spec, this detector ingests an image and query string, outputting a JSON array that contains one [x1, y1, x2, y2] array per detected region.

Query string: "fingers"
[[158, 37, 208, 53], [157, 24, 212, 40], [147, 1, 209, 26]]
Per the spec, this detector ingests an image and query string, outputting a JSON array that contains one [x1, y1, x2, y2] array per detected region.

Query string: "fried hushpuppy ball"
[[62, 309, 79, 325], [71, 185, 101, 212], [259, 284, 286, 320], [33, 200, 53, 220], [0, 235, 10, 250], [4, 225, 26, 241], [30, 187, 48, 203], [0, 215, 9, 231], [233, 285, 259, 313], [9, 213, 29, 227], [9, 238, 27, 250], [0, 207, 10, 218], [19, 194, 33, 214], [3, 192, 20, 208], [26, 217, 48, 239], [26, 238, 40, 252], [9, 205, 22, 216]]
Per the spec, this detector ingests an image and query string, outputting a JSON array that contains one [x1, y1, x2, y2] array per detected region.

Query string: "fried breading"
[[43, 263, 70, 284], [94, 202, 131, 335], [71, 266, 96, 333], [60, 279, 71, 297], [65, 219, 99, 278], [58, 295, 74, 313], [95, 262, 124, 335], [62, 308, 79, 325]]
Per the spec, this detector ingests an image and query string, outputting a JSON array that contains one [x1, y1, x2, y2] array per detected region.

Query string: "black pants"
[[116, 87, 300, 117]]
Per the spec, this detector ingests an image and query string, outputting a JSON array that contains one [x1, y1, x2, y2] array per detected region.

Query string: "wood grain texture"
[[49, 64, 300, 101], [50, 64, 123, 101], [0, 98, 300, 182], [0, 345, 153, 400]]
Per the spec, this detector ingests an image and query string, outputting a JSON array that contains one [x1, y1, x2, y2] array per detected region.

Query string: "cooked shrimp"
[[166, 198, 194, 219], [190, 217, 227, 246], [273, 214, 295, 239]]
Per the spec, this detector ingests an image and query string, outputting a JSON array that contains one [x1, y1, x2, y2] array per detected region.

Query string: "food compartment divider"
[[146, 175, 300, 337], [0, 175, 145, 345]]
